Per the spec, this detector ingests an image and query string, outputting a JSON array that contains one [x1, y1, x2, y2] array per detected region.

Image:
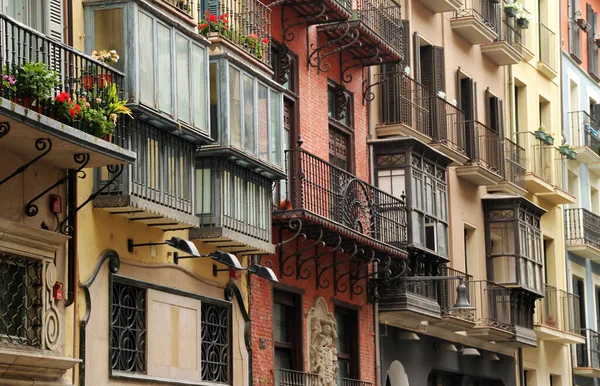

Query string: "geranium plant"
[[1, 74, 16, 93], [246, 34, 270, 59], [53, 92, 84, 124], [199, 11, 229, 36]]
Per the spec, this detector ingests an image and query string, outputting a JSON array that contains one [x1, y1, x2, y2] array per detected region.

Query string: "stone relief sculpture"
[[307, 297, 338, 386]]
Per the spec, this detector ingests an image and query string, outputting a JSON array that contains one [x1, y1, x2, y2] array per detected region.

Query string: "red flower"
[[262, 38, 270, 44], [56, 91, 70, 103], [248, 33, 258, 40], [69, 108, 75, 118], [75, 104, 81, 113], [209, 14, 217, 22], [219, 14, 224, 20], [199, 23, 208, 29], [224, 13, 229, 17], [204, 10, 209, 15]]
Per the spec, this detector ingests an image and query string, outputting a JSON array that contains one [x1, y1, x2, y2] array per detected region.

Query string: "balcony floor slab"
[[0, 347, 80, 382], [450, 16, 498, 45], [573, 367, 600, 378], [566, 244, 600, 261], [467, 326, 513, 342], [486, 181, 527, 196], [534, 324, 586, 344], [524, 173, 554, 193], [537, 61, 558, 80], [537, 188, 576, 205], [429, 142, 469, 165], [574, 146, 600, 164], [189, 227, 275, 255], [0, 98, 135, 169], [93, 195, 200, 230], [455, 164, 503, 185], [417, 0, 462, 12], [376, 123, 432, 144], [480, 41, 523, 65]]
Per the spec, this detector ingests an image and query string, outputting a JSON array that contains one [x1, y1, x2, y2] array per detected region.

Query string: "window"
[[374, 148, 449, 257], [210, 62, 284, 168], [273, 291, 301, 371], [484, 199, 545, 294], [110, 281, 147, 373], [4, 0, 48, 36], [335, 307, 358, 382], [328, 85, 352, 128], [0, 253, 43, 348], [569, 0, 582, 60], [89, 6, 209, 133], [201, 302, 229, 383], [271, 41, 298, 93], [587, 4, 599, 80], [329, 129, 349, 170]]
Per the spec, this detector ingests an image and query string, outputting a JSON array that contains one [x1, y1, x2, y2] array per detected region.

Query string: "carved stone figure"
[[307, 297, 338, 386]]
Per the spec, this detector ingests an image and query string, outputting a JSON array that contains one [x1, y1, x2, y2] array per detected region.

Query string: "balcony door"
[[573, 276, 586, 366], [2, 0, 62, 40], [458, 74, 477, 160]]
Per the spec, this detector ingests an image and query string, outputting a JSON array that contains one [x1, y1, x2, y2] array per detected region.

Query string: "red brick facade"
[[249, 4, 375, 386]]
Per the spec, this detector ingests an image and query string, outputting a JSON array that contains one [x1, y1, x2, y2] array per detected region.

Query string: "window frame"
[[272, 289, 303, 371], [334, 305, 359, 381]]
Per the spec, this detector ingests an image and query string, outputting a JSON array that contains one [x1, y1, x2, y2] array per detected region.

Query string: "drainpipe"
[[518, 347, 524, 386]]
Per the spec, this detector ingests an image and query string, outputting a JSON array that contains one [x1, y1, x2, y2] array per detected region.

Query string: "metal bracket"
[[0, 122, 10, 139], [309, 21, 361, 73], [314, 235, 344, 290], [0, 138, 52, 187], [341, 44, 382, 86], [334, 245, 364, 294], [25, 153, 89, 217], [60, 164, 124, 235], [282, 1, 329, 43]]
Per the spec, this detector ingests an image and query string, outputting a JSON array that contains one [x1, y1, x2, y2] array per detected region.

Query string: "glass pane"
[[335, 313, 349, 354], [412, 171, 423, 211], [377, 169, 405, 199], [270, 90, 282, 166], [274, 348, 291, 371], [195, 168, 212, 215], [412, 212, 423, 246], [437, 222, 447, 257], [192, 44, 207, 132], [176, 34, 190, 123], [157, 23, 172, 115], [328, 88, 335, 117], [138, 12, 155, 107], [243, 75, 256, 154], [490, 222, 515, 254], [229, 67, 242, 148], [210, 63, 219, 140], [6, 0, 29, 25], [94, 8, 125, 72], [492, 255, 517, 284], [258, 84, 268, 161], [273, 302, 289, 343]]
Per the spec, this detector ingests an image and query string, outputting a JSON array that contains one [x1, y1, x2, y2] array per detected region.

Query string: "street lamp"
[[127, 237, 200, 256]]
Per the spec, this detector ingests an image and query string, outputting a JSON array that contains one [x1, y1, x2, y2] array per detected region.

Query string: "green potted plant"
[[535, 126, 547, 142], [544, 133, 554, 145], [516, 11, 531, 29], [504, 2, 522, 18], [15, 62, 60, 110], [559, 143, 571, 156], [245, 34, 270, 60], [568, 150, 578, 160], [101, 83, 133, 141]]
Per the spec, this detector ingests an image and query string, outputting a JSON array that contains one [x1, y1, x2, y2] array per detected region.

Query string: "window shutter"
[[48, 0, 64, 41], [432, 46, 445, 94], [414, 32, 421, 84], [591, 104, 600, 123], [588, 4, 594, 74], [420, 46, 433, 92], [497, 98, 506, 178], [401, 20, 410, 70]]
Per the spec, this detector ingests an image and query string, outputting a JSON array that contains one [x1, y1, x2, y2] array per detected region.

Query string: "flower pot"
[[504, 7, 518, 18], [517, 18, 529, 29], [103, 134, 113, 142], [534, 130, 547, 141], [577, 18, 591, 32], [97, 73, 113, 89], [568, 150, 578, 160], [544, 135, 554, 145], [279, 199, 292, 210], [559, 145, 571, 156], [81, 75, 96, 90], [22, 97, 44, 113]]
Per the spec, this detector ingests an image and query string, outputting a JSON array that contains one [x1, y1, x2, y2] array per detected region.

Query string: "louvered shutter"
[[497, 98, 505, 177], [400, 20, 410, 70], [460, 77, 477, 159], [414, 32, 421, 84], [432, 46, 445, 94], [48, 0, 64, 41]]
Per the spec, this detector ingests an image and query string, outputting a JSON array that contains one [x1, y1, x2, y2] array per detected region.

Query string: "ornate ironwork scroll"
[[0, 138, 51, 187], [315, 235, 344, 290], [60, 164, 124, 235], [0, 122, 9, 139], [25, 153, 89, 217], [341, 45, 382, 85], [110, 281, 147, 373], [310, 21, 361, 73], [281, 1, 329, 43], [201, 302, 229, 383]]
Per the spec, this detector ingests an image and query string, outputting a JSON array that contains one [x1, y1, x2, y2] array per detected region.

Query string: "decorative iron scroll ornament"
[[309, 22, 361, 73], [279, 1, 329, 43], [341, 45, 382, 85], [0, 122, 9, 139], [25, 153, 89, 217], [333, 84, 349, 121], [363, 68, 403, 102], [276, 43, 292, 85], [60, 164, 124, 235], [0, 138, 52, 187]]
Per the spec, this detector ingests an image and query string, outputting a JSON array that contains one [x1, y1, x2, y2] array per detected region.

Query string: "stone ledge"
[[0, 348, 79, 383]]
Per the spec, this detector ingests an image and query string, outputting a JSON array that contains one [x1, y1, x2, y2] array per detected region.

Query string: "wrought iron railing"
[[468, 280, 512, 331], [0, 254, 43, 348], [431, 97, 467, 155], [497, 14, 523, 54], [465, 120, 502, 174], [516, 131, 552, 184], [538, 22, 556, 70], [569, 111, 600, 155], [575, 329, 600, 369], [565, 208, 600, 251], [453, 0, 499, 32], [197, 157, 272, 243], [355, 0, 402, 53], [550, 147, 569, 193], [163, 0, 194, 15], [199, 0, 271, 64], [504, 138, 526, 189], [535, 285, 581, 334], [0, 13, 125, 139], [340, 378, 373, 386], [97, 120, 195, 215], [439, 267, 476, 322], [378, 71, 431, 137], [275, 369, 319, 386], [278, 148, 408, 248]]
